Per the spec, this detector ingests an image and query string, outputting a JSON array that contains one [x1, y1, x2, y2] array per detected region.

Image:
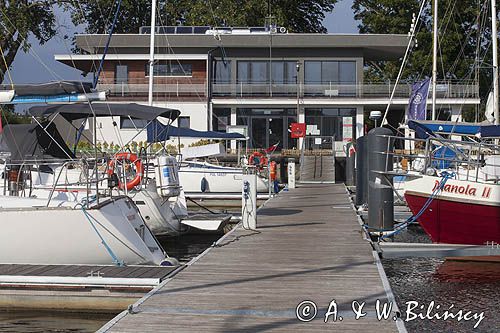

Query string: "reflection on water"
[[158, 231, 225, 264], [383, 257, 500, 333]]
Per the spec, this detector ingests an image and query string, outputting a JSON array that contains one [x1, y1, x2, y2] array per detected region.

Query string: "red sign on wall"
[[290, 123, 306, 138]]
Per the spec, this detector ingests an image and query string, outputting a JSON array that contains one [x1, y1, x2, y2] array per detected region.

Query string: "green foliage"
[[188, 139, 218, 147], [0, 1, 65, 83], [69, 0, 338, 34], [0, 106, 30, 125], [353, 0, 487, 83]]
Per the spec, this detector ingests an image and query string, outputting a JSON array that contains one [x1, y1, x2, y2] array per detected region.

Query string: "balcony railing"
[[97, 78, 207, 98], [97, 79, 479, 99], [212, 81, 479, 99]]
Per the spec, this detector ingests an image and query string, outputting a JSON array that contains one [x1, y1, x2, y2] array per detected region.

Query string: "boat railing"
[[375, 134, 500, 183]]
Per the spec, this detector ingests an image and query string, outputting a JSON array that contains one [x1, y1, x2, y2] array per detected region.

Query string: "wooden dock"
[[99, 184, 405, 332], [0, 264, 176, 312]]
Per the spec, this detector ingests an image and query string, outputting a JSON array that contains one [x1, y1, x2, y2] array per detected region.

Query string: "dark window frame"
[[145, 61, 193, 77]]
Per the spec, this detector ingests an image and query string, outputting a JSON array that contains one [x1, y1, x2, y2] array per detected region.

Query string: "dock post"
[[242, 172, 258, 229], [355, 136, 368, 206], [345, 141, 355, 186], [287, 158, 296, 189], [367, 127, 394, 232]]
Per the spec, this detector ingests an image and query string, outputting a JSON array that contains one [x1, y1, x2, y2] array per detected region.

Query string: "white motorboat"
[[178, 160, 269, 194]]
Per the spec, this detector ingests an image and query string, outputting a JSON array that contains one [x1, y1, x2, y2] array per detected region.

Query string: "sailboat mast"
[[432, 0, 438, 120], [148, 0, 157, 107], [492, 0, 499, 125]]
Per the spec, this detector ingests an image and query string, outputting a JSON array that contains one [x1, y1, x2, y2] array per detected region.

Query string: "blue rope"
[[379, 171, 455, 240], [81, 204, 124, 266], [93, 0, 123, 88]]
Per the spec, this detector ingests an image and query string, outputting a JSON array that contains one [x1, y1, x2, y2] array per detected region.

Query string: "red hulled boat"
[[404, 175, 500, 245]]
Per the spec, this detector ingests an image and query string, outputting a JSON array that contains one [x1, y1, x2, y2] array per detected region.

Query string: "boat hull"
[[179, 164, 268, 193], [404, 176, 500, 245], [0, 196, 166, 265]]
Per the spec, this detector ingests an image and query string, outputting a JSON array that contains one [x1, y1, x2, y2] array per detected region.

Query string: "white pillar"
[[355, 106, 364, 139], [298, 108, 305, 149], [230, 108, 237, 151], [403, 105, 414, 151], [450, 105, 462, 141]]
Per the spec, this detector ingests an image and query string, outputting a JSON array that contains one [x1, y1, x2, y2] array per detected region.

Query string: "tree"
[[69, 0, 338, 35], [0, 1, 69, 84], [353, 0, 492, 87]]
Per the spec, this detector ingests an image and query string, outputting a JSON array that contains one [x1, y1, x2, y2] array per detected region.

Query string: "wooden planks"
[[0, 264, 174, 279], [100, 184, 401, 332]]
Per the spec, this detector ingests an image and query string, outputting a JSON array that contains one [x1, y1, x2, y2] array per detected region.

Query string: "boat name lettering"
[[209, 172, 227, 177], [432, 180, 493, 198]]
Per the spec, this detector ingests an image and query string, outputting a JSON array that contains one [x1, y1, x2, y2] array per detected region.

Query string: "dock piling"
[[367, 128, 394, 232], [355, 136, 368, 206]]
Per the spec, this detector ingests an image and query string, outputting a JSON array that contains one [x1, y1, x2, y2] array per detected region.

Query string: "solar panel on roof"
[[193, 26, 210, 34], [176, 26, 193, 34]]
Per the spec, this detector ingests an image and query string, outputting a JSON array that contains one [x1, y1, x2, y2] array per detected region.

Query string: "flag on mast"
[[265, 142, 279, 154], [408, 78, 431, 120]]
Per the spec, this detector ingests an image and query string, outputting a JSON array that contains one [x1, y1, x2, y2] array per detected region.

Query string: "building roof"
[[74, 33, 408, 61]]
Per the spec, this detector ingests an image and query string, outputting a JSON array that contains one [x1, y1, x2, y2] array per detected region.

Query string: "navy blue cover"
[[147, 119, 245, 142]]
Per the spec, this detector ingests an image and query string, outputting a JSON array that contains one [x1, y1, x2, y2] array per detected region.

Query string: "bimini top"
[[28, 103, 181, 121], [147, 119, 245, 142], [0, 81, 94, 96], [409, 120, 500, 138], [1, 123, 75, 162]]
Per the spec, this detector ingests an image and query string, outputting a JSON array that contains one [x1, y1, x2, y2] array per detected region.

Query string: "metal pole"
[[492, 0, 499, 125], [432, 0, 438, 120], [148, 0, 157, 107]]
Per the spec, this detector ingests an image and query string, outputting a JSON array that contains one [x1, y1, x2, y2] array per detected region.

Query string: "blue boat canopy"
[[147, 119, 246, 142], [408, 120, 500, 138]]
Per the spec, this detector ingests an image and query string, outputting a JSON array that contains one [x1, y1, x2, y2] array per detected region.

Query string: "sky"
[[5, 0, 359, 85]]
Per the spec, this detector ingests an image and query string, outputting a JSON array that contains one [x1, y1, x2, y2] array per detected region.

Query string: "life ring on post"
[[248, 152, 268, 170], [269, 161, 277, 181], [107, 153, 144, 191]]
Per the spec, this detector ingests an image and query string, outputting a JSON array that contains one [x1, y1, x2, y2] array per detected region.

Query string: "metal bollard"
[[242, 172, 258, 229], [288, 158, 296, 189], [345, 141, 356, 186], [355, 136, 368, 206], [367, 127, 394, 232]]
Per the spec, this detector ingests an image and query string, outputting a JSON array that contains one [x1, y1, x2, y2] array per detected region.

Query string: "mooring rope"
[[378, 171, 456, 240], [79, 195, 124, 266]]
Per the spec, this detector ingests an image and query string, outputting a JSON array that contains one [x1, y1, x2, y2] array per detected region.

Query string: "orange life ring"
[[269, 161, 277, 181], [108, 153, 144, 191], [248, 152, 268, 169]]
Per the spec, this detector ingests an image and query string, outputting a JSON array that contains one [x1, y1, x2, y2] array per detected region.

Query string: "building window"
[[115, 65, 128, 83], [212, 108, 231, 132], [237, 61, 297, 84], [145, 61, 192, 77], [237, 61, 269, 83], [305, 108, 356, 141], [178, 116, 190, 129], [271, 61, 296, 84], [304, 61, 356, 84], [213, 60, 231, 83], [120, 117, 149, 129]]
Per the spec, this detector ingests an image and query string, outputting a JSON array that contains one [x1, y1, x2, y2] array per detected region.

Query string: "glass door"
[[251, 117, 284, 150], [268, 117, 283, 149], [251, 118, 267, 149]]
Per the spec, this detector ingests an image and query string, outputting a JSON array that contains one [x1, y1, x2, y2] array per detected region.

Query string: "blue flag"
[[408, 78, 430, 120]]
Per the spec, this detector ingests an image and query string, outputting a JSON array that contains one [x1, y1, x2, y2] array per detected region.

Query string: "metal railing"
[[97, 79, 479, 99], [212, 81, 479, 99], [378, 135, 500, 184]]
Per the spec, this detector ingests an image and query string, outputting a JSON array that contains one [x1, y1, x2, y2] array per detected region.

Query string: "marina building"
[[55, 26, 479, 151]]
